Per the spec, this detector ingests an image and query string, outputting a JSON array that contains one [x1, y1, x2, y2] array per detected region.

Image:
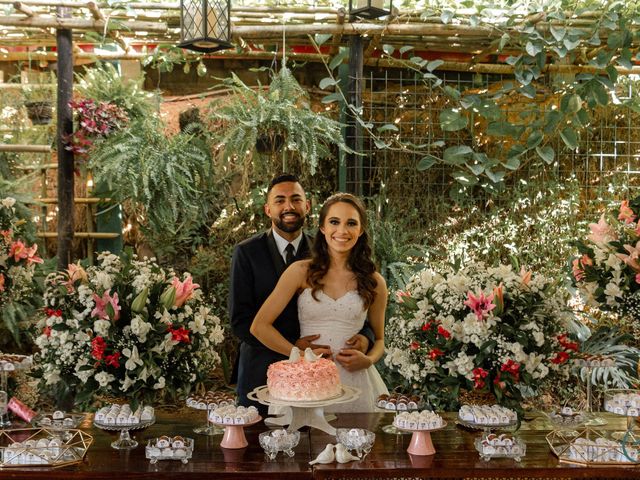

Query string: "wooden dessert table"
[[0, 410, 637, 479]]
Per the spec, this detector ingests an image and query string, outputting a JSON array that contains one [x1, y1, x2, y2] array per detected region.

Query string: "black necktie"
[[285, 243, 295, 265]]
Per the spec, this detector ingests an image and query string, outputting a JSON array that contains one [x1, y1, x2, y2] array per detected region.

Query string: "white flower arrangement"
[[571, 198, 640, 321], [33, 250, 224, 407], [385, 262, 577, 411]]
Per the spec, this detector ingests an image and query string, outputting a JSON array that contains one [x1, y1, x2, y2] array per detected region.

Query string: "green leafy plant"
[[209, 64, 353, 175], [313, 1, 639, 201], [75, 62, 157, 120], [0, 194, 44, 347], [88, 116, 226, 264]]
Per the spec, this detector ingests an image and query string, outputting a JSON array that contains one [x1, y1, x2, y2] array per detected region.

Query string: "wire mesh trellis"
[[345, 67, 640, 225]]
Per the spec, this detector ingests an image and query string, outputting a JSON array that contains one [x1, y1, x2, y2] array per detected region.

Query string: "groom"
[[229, 173, 373, 413]]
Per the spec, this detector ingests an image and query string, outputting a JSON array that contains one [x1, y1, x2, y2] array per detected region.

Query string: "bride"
[[251, 193, 388, 412]]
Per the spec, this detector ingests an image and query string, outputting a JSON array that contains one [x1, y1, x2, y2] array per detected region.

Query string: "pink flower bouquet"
[[571, 197, 640, 320], [385, 262, 577, 412], [0, 196, 43, 344], [33, 251, 224, 407]]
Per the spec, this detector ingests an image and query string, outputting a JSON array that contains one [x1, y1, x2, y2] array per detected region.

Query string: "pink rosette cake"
[[267, 347, 341, 401]]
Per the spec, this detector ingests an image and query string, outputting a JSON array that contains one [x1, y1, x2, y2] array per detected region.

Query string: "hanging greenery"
[[208, 65, 353, 175], [315, 0, 640, 201]]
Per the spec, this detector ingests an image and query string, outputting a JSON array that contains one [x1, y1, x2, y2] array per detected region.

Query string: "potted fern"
[[209, 64, 352, 174]]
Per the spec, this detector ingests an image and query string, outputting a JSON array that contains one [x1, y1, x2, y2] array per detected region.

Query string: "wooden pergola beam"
[[86, 1, 104, 21], [0, 144, 51, 152], [13, 1, 35, 17], [0, 15, 168, 32]]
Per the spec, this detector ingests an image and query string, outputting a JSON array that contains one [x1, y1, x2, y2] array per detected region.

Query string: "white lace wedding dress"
[[297, 288, 389, 412]]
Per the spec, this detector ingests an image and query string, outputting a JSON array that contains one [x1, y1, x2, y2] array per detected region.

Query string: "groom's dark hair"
[[266, 173, 301, 198]]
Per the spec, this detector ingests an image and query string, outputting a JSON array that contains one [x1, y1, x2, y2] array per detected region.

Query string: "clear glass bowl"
[[475, 434, 526, 462], [335, 428, 375, 458], [546, 409, 586, 429], [258, 429, 300, 460]]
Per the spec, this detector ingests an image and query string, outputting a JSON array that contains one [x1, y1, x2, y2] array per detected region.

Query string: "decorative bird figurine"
[[288, 347, 301, 363], [304, 347, 321, 362], [309, 444, 335, 465], [335, 443, 361, 463]]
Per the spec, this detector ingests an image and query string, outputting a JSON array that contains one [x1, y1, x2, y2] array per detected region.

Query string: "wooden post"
[[56, 5, 74, 270]]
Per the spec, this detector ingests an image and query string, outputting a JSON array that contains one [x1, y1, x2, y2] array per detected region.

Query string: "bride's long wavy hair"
[[307, 193, 378, 309]]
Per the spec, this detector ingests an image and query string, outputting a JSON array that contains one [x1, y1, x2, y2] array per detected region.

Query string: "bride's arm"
[[366, 272, 388, 364], [249, 261, 306, 356], [336, 273, 387, 371]]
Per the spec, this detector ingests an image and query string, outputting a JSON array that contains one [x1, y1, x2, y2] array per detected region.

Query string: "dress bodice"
[[297, 288, 367, 355], [296, 288, 388, 412]]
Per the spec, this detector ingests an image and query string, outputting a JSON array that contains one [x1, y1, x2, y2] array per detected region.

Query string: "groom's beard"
[[274, 212, 304, 233]]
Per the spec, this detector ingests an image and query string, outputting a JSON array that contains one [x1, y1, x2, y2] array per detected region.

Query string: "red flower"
[[410, 341, 420, 351], [551, 351, 570, 364], [493, 372, 506, 390], [421, 322, 432, 331], [437, 325, 451, 339], [472, 367, 489, 389], [91, 336, 107, 360], [500, 359, 520, 382], [169, 326, 191, 343], [104, 352, 121, 368], [428, 348, 444, 360], [557, 334, 579, 352]]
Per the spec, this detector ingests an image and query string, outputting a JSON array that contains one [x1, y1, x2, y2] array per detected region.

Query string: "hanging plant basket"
[[255, 131, 285, 154], [25, 101, 54, 125]]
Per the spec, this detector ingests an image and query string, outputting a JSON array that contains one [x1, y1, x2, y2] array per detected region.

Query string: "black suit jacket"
[[229, 230, 312, 410]]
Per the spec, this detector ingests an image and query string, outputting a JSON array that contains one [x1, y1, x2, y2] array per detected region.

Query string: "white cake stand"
[[248, 385, 360, 435]]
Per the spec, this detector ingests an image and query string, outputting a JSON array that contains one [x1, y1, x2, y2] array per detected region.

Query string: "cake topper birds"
[[287, 347, 301, 363], [304, 347, 321, 362], [309, 444, 335, 465]]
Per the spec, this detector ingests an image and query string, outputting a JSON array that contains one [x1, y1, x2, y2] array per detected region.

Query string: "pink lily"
[[587, 215, 617, 244], [8, 240, 27, 262], [464, 290, 496, 320], [91, 290, 121, 321], [617, 241, 640, 272], [395, 290, 411, 303], [63, 263, 88, 292], [618, 200, 636, 224], [24, 244, 43, 265], [492, 283, 504, 314], [636, 273, 640, 285], [0, 273, 5, 292], [519, 266, 532, 286], [171, 275, 199, 308]]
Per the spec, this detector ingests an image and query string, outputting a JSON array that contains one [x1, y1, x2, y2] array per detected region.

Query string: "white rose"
[[93, 319, 111, 337], [44, 369, 61, 385], [1, 197, 16, 208], [153, 376, 165, 389], [75, 369, 93, 383], [94, 371, 115, 387], [130, 316, 152, 342]]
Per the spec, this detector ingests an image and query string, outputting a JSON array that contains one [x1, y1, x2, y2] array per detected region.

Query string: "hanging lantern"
[[178, 0, 232, 53], [348, 0, 392, 19]]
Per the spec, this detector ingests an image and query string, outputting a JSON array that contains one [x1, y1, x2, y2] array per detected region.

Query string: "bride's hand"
[[335, 349, 372, 372]]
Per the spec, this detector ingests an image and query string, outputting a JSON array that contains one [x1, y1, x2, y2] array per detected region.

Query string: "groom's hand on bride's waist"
[[295, 334, 331, 355]]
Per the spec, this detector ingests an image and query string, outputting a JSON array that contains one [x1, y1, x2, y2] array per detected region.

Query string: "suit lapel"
[[266, 230, 287, 276], [297, 233, 312, 260]]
